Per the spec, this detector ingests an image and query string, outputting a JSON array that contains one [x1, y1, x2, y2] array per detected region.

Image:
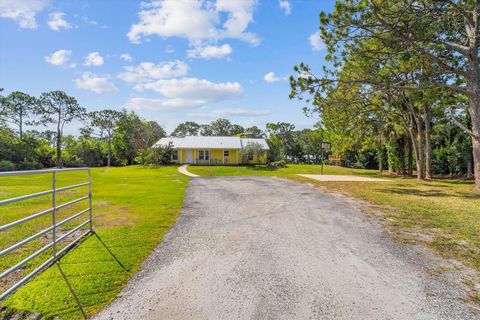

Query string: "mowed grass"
[[0, 166, 188, 319], [188, 163, 378, 178], [189, 164, 480, 274]]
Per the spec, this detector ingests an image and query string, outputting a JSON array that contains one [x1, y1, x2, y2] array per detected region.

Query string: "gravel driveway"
[[96, 176, 477, 320]]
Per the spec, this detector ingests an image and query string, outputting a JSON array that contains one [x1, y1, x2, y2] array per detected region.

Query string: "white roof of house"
[[154, 136, 269, 150], [240, 138, 270, 150]]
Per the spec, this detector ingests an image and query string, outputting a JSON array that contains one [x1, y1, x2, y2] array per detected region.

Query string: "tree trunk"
[[466, 3, 480, 191], [407, 129, 422, 179], [472, 136, 480, 190], [19, 113, 23, 140], [378, 136, 383, 173], [407, 137, 413, 176], [468, 96, 480, 190], [413, 111, 425, 180], [107, 135, 112, 167], [398, 137, 406, 175], [424, 105, 432, 180], [467, 154, 474, 179], [56, 113, 62, 168], [56, 129, 62, 168]]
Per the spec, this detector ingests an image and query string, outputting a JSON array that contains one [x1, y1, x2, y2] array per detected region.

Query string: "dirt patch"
[[93, 201, 137, 228]]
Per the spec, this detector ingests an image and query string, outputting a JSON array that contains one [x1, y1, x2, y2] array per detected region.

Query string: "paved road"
[[96, 177, 476, 320]]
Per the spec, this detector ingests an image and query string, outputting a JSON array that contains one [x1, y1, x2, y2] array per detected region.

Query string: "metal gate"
[[0, 168, 93, 301]]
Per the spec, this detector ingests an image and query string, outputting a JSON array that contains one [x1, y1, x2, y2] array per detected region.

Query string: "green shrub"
[[142, 145, 173, 165], [0, 160, 15, 171], [268, 160, 287, 168], [17, 160, 44, 170]]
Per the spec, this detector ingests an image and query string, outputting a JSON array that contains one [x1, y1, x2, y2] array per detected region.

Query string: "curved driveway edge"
[[178, 164, 198, 177], [95, 176, 476, 320]]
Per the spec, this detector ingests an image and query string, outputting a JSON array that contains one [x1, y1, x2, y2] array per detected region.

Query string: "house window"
[[223, 150, 229, 157], [198, 150, 210, 161], [171, 150, 178, 161], [248, 152, 254, 161]]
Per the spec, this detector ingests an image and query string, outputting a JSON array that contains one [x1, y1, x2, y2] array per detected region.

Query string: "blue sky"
[[0, 0, 334, 134]]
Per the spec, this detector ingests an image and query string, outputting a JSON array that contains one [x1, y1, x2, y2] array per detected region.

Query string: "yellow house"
[[154, 136, 269, 165]]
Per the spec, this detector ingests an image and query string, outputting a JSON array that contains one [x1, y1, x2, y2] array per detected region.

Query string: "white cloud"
[[84, 51, 104, 66], [213, 108, 271, 117], [127, 0, 259, 51], [279, 0, 291, 15], [47, 11, 71, 31], [264, 71, 284, 82], [83, 16, 107, 29], [0, 0, 47, 29], [309, 30, 325, 51], [187, 44, 232, 59], [126, 77, 243, 111], [125, 97, 205, 111], [118, 60, 188, 83], [74, 72, 117, 93], [134, 77, 242, 98], [45, 49, 72, 66], [120, 53, 133, 62]]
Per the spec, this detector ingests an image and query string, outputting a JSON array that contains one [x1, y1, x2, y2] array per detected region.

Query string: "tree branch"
[[448, 105, 480, 140]]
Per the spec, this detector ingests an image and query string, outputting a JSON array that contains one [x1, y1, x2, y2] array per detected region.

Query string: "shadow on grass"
[[92, 231, 129, 272], [245, 165, 278, 172], [0, 306, 43, 320], [377, 187, 480, 199], [455, 192, 480, 199], [53, 231, 128, 319]]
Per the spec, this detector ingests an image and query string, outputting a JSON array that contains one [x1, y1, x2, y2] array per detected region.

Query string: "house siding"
[[173, 148, 266, 165]]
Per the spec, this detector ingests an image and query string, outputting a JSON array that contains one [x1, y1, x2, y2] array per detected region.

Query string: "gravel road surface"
[[96, 176, 477, 320]]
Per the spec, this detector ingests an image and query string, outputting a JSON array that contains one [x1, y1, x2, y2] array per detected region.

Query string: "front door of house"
[[185, 150, 193, 163]]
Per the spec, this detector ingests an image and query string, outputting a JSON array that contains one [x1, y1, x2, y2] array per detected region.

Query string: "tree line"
[[0, 89, 329, 169], [290, 1, 479, 190], [0, 89, 166, 169]]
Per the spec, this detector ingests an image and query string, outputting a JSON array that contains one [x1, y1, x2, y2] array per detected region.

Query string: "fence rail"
[[0, 168, 93, 301]]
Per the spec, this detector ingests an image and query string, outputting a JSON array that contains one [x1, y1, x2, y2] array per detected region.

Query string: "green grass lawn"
[[188, 163, 379, 178], [190, 164, 480, 276], [0, 166, 188, 319]]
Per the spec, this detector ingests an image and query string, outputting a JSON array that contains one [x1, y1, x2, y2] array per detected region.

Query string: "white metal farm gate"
[[0, 167, 93, 301]]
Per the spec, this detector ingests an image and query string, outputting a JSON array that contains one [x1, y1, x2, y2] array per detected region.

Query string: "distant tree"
[[239, 142, 264, 163], [266, 122, 295, 160], [31, 129, 57, 147], [89, 109, 122, 167], [143, 143, 174, 165], [171, 121, 200, 137], [244, 126, 265, 138], [210, 118, 232, 136], [142, 121, 166, 146], [112, 111, 145, 165], [0, 88, 6, 125], [134, 120, 167, 164], [200, 124, 213, 136], [229, 124, 245, 135], [2, 91, 36, 139], [35, 91, 86, 167]]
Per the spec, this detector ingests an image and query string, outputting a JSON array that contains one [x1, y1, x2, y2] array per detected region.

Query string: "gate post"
[[52, 171, 57, 257]]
